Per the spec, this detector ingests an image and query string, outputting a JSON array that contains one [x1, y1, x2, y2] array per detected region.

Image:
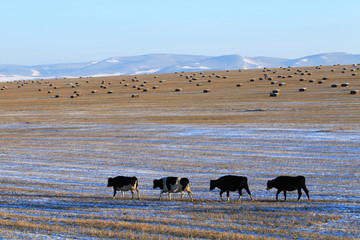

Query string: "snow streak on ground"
[[0, 123, 359, 239]]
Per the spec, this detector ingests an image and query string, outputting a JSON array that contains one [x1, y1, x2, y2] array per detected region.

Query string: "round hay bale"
[[278, 82, 286, 86], [309, 79, 315, 83], [307, 73, 312, 75], [270, 92, 281, 97], [331, 84, 340, 88], [250, 78, 255, 82], [350, 90, 359, 94], [208, 80, 212, 82], [236, 83, 243, 87], [76, 93, 83, 97], [175, 88, 182, 92], [152, 86, 158, 89], [299, 78, 306, 82], [268, 77, 273, 81], [131, 94, 139, 98], [322, 77, 328, 80], [91, 90, 97, 93], [341, 83, 350, 87], [196, 83, 203, 86], [352, 73, 357, 76], [107, 91, 113, 94], [38, 89, 43, 91], [54, 94, 62, 98], [272, 89, 282, 93], [318, 80, 325, 84], [143, 88, 148, 92], [299, 87, 308, 92], [70, 95, 77, 98], [159, 80, 166, 83], [47, 90, 53, 93], [203, 89, 211, 93]]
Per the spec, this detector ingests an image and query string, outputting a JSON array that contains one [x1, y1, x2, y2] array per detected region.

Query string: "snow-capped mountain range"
[[1, 52, 359, 82]]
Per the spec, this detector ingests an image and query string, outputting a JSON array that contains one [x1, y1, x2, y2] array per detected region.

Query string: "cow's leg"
[[136, 188, 140, 200], [283, 191, 287, 201], [181, 191, 185, 200], [219, 190, 225, 201], [121, 191, 125, 199], [297, 188, 302, 201], [276, 189, 281, 201], [237, 189, 242, 201], [244, 186, 253, 201], [112, 188, 117, 199], [131, 189, 135, 200], [303, 186, 310, 200], [168, 192, 172, 201], [187, 190, 193, 201], [226, 191, 230, 201], [159, 190, 164, 200]]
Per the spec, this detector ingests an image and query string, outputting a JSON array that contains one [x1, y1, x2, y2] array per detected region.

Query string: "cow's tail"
[[180, 178, 190, 191], [133, 176, 139, 189]]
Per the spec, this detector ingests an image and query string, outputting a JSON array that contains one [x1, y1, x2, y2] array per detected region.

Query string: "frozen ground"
[[0, 123, 359, 239]]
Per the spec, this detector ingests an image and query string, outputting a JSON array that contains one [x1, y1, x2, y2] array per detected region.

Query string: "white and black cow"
[[210, 175, 253, 201], [266, 175, 310, 201], [107, 176, 140, 200], [153, 177, 193, 201]]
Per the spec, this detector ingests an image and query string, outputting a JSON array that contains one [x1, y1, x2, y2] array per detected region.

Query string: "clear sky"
[[1, 0, 359, 65]]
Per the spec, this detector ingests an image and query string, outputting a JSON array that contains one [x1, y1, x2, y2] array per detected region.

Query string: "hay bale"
[[299, 87, 308, 92], [91, 90, 97, 93], [131, 94, 139, 98], [159, 80, 166, 83], [350, 90, 359, 94], [143, 88, 148, 92], [341, 83, 350, 87], [196, 83, 203, 86], [309, 79, 315, 83], [47, 90, 53, 93], [208, 80, 212, 82], [175, 88, 182, 92], [322, 77, 328, 80], [271, 81, 278, 85], [107, 91, 113, 94], [299, 78, 306, 82], [250, 78, 255, 82], [318, 80, 325, 84], [272, 89, 282, 93], [236, 83, 243, 87], [278, 82, 286, 86], [203, 89, 211, 93], [331, 84, 340, 88], [54, 94, 62, 98], [70, 95, 77, 98], [270, 92, 281, 97], [38, 89, 43, 91], [152, 86, 158, 89]]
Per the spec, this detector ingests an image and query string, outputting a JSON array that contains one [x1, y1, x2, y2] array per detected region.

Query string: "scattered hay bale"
[[54, 94, 62, 98], [131, 94, 139, 98], [38, 89, 43, 91], [309, 79, 315, 83], [91, 90, 97, 93], [70, 95, 77, 98], [271, 81, 278, 85], [318, 80, 326, 84], [272, 89, 282, 93], [278, 82, 286, 86], [299, 87, 308, 92], [331, 84, 340, 88], [76, 93, 83, 97], [270, 92, 281, 97], [322, 77, 328, 80], [196, 83, 203, 86], [143, 88, 148, 92], [175, 88, 182, 92], [203, 89, 211, 93], [350, 90, 359, 94], [250, 78, 255, 82], [107, 91, 113, 94], [236, 83, 243, 87], [352, 73, 358, 76], [208, 80, 212, 82], [341, 83, 350, 87], [152, 86, 159, 89], [299, 78, 306, 82], [159, 80, 166, 83]]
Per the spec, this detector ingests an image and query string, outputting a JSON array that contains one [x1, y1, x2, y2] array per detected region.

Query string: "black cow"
[[153, 177, 193, 201], [210, 175, 253, 201], [107, 176, 140, 200], [266, 175, 310, 201]]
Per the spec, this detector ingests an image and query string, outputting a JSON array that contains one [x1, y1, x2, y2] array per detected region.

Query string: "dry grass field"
[[0, 64, 359, 239]]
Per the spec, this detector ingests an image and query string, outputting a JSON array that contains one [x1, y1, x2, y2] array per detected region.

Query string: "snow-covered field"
[[0, 123, 359, 239]]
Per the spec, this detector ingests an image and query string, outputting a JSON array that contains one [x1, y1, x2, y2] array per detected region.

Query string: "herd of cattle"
[[107, 175, 311, 202]]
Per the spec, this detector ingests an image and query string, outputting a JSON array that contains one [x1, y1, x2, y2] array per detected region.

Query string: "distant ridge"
[[1, 52, 360, 82]]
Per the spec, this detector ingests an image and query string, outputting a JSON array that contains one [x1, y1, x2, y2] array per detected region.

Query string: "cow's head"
[[209, 180, 216, 191], [153, 179, 162, 189], [107, 177, 114, 187], [266, 180, 274, 190]]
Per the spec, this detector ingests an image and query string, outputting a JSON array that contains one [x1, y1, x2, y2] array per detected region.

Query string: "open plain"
[[0, 65, 360, 239]]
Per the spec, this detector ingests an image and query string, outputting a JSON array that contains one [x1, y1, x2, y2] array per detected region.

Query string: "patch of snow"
[[135, 68, 160, 74], [106, 59, 119, 63], [31, 70, 40, 76]]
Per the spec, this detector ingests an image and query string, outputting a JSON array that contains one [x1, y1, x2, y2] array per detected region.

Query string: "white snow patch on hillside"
[[31, 70, 40, 76], [106, 59, 119, 63], [135, 68, 160, 74]]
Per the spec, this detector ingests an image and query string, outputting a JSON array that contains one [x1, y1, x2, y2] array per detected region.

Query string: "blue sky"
[[1, 0, 359, 65]]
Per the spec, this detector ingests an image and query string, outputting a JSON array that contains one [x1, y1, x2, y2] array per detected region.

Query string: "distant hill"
[[1, 52, 360, 82]]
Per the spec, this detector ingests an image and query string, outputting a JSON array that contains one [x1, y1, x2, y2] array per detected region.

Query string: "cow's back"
[[217, 175, 248, 191]]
